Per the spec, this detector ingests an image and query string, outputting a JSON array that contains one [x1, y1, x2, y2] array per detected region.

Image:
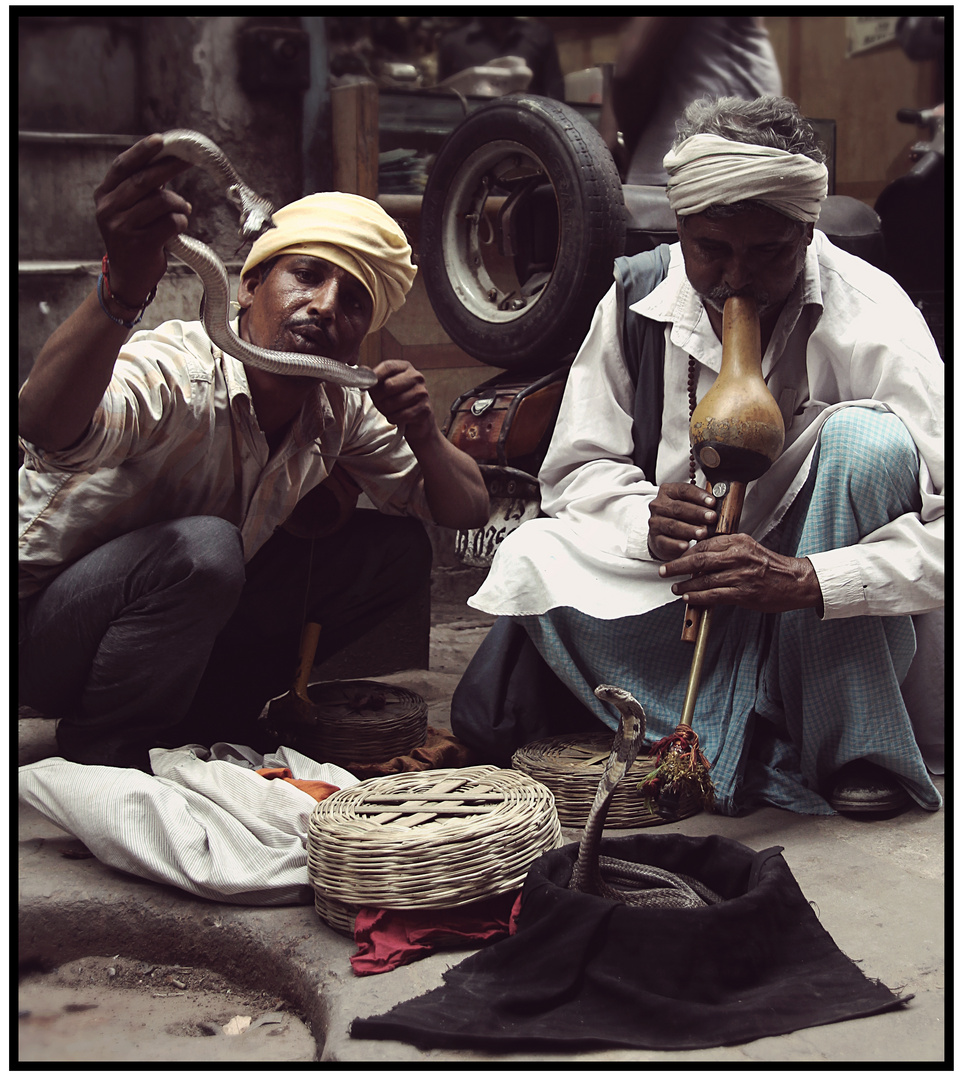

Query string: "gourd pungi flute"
[[641, 295, 785, 817]]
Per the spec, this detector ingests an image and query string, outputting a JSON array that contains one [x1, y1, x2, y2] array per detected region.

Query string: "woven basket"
[[307, 765, 564, 936], [511, 731, 701, 829], [278, 679, 428, 766]]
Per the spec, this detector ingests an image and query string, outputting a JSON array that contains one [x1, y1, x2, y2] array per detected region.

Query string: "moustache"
[[700, 285, 773, 315]]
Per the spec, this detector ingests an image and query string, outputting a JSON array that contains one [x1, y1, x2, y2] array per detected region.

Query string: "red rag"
[[350, 892, 521, 976]]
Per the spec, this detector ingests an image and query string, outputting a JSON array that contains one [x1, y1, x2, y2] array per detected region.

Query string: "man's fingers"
[[95, 135, 191, 207]]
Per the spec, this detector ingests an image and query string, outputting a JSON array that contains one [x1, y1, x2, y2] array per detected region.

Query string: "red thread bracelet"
[[101, 254, 156, 313]]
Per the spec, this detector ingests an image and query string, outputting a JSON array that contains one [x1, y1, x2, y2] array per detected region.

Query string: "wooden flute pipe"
[[680, 480, 746, 643]]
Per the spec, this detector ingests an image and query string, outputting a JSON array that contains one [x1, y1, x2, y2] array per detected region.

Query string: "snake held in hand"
[[155, 129, 377, 389]]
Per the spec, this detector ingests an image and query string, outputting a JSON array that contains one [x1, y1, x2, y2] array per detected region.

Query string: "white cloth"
[[468, 233, 944, 622], [664, 134, 828, 222], [18, 319, 432, 599], [18, 744, 359, 906]]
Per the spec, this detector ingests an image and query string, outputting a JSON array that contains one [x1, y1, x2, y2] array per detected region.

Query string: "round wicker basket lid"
[[280, 679, 429, 765], [511, 731, 701, 829], [307, 765, 563, 912]]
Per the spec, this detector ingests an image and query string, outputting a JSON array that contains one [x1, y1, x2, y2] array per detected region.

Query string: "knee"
[[158, 517, 246, 603], [818, 409, 919, 493]]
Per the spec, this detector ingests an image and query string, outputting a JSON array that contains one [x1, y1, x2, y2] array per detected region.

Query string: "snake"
[[154, 129, 377, 390], [569, 684, 723, 909]]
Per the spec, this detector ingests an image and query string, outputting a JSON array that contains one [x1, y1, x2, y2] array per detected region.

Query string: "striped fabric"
[[520, 409, 942, 816], [18, 744, 358, 905]]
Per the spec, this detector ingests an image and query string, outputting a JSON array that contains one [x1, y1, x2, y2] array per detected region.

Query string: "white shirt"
[[19, 319, 431, 599], [469, 233, 944, 621]]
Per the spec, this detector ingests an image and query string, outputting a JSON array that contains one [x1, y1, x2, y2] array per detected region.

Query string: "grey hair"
[[673, 95, 826, 164], [673, 95, 824, 223]]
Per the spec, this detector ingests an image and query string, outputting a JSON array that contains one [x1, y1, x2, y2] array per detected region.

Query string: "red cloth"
[[255, 766, 339, 803], [350, 892, 522, 976]]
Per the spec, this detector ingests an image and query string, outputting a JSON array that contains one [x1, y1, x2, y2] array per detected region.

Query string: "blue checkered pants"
[[520, 408, 941, 815]]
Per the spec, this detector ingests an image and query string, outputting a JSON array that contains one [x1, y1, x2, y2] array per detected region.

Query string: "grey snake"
[[155, 129, 377, 390], [569, 685, 722, 909]]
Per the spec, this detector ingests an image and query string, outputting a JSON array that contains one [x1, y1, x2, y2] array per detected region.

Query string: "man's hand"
[[368, 359, 437, 446], [94, 133, 192, 309], [647, 481, 717, 561], [659, 532, 824, 614], [367, 358, 489, 529], [19, 134, 193, 452]]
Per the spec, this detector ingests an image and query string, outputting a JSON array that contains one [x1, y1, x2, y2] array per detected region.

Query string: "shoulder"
[[614, 243, 674, 301], [812, 234, 937, 351], [813, 232, 910, 309], [807, 234, 937, 365]]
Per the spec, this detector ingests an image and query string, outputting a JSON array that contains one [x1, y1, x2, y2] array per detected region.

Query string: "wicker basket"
[[274, 679, 428, 766], [307, 765, 564, 936], [511, 731, 701, 829]]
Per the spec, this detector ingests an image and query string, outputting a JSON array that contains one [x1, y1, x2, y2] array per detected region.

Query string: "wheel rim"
[[440, 138, 559, 326]]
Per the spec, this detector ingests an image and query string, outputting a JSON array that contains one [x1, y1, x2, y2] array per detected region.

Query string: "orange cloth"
[[256, 767, 340, 803]]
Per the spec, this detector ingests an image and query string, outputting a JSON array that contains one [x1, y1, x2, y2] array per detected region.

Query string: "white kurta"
[[469, 234, 944, 622]]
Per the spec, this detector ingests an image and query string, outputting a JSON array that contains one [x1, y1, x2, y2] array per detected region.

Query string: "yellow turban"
[[240, 192, 417, 332]]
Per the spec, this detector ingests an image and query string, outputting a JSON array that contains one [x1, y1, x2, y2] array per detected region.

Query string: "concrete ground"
[[17, 597, 945, 1065]]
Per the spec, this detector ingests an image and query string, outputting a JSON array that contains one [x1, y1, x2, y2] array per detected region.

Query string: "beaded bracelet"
[[97, 254, 157, 329]]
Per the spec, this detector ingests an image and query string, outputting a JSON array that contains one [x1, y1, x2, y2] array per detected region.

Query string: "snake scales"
[[155, 129, 377, 390], [569, 685, 722, 909]]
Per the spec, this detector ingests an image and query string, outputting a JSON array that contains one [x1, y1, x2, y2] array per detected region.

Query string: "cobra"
[[155, 129, 378, 390], [569, 684, 722, 909]]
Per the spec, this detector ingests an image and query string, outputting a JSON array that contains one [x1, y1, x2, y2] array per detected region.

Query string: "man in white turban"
[[453, 96, 943, 818], [18, 136, 488, 769]]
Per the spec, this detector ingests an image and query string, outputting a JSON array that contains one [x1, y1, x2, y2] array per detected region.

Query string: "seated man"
[[19, 133, 489, 771], [452, 95, 943, 816]]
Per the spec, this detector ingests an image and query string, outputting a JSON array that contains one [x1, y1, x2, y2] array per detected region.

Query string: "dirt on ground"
[[18, 954, 318, 1063]]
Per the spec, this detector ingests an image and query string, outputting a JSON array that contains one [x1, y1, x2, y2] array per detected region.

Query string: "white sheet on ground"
[[18, 743, 359, 906]]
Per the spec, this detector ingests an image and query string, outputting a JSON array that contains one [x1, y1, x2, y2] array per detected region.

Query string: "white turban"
[[664, 134, 829, 223], [240, 192, 417, 332]]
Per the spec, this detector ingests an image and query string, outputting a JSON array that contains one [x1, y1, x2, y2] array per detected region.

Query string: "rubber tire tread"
[[421, 94, 626, 371]]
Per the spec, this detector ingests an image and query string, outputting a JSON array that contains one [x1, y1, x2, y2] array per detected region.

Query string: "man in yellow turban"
[[18, 135, 488, 769]]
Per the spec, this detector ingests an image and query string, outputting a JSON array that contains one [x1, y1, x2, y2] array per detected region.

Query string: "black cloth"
[[351, 833, 909, 1052]]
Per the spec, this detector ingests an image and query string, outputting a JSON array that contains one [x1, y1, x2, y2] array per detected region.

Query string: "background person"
[[601, 17, 782, 184]]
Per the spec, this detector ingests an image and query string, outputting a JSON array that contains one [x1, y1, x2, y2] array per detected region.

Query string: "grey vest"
[[613, 243, 673, 483]]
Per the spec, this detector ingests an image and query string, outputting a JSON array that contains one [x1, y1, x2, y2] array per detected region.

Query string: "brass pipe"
[[678, 608, 713, 729]]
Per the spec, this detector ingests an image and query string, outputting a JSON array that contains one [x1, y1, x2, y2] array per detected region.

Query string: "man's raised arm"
[[18, 134, 191, 451]]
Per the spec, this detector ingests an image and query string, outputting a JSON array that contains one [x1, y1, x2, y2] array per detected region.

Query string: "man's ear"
[[803, 222, 815, 246], [237, 267, 263, 310]]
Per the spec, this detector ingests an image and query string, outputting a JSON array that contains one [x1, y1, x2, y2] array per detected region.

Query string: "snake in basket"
[[569, 685, 722, 909]]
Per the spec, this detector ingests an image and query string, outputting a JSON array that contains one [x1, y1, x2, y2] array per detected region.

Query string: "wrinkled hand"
[[94, 133, 192, 307], [369, 359, 437, 445], [647, 481, 717, 561], [659, 532, 823, 614]]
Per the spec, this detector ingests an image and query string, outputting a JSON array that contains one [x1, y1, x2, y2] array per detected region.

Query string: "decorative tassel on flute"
[[640, 295, 784, 820]]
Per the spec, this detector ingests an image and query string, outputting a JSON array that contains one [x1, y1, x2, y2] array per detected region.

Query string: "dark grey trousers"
[[19, 510, 432, 769]]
